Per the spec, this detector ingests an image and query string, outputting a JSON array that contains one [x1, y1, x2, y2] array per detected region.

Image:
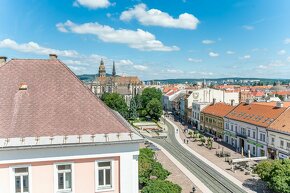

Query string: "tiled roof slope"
[[225, 102, 287, 127], [202, 103, 235, 117], [268, 108, 290, 134], [0, 59, 129, 138]]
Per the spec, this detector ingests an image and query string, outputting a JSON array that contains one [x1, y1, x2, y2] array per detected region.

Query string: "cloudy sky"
[[0, 0, 290, 80]]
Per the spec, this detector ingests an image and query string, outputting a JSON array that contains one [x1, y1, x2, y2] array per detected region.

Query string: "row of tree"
[[254, 159, 290, 193], [101, 87, 163, 121], [139, 148, 182, 193]]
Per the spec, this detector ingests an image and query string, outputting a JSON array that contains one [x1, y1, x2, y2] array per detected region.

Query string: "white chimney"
[[49, 54, 58, 60], [276, 101, 284, 108], [0, 56, 7, 67]]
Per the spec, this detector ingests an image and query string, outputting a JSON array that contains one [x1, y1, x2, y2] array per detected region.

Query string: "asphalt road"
[[148, 118, 248, 193]]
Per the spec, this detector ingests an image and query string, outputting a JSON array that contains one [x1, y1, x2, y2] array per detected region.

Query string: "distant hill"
[[77, 74, 119, 82], [144, 77, 290, 84]]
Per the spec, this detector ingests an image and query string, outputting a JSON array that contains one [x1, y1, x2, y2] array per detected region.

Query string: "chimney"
[[276, 101, 284, 108], [0, 56, 7, 67], [231, 99, 235, 106], [212, 98, 216, 105], [49, 54, 58, 60]]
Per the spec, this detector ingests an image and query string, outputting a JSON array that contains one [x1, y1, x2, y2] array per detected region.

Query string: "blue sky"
[[0, 0, 290, 80]]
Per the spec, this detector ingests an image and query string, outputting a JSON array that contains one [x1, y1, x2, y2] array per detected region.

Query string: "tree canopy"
[[141, 180, 182, 193], [146, 98, 163, 121], [141, 88, 162, 108], [101, 93, 128, 118], [254, 159, 290, 193]]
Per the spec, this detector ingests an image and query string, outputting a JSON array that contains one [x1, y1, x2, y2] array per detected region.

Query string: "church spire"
[[112, 61, 116, 76], [99, 58, 106, 77]]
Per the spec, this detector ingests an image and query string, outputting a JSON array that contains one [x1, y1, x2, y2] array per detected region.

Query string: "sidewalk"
[[167, 117, 271, 193], [155, 150, 202, 193]]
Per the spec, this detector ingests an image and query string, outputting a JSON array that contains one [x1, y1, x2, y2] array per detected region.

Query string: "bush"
[[141, 180, 182, 193]]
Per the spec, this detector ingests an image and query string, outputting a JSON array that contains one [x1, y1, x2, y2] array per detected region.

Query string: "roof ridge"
[[58, 60, 131, 132]]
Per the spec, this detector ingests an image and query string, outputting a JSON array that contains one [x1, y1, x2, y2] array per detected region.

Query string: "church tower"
[[99, 59, 106, 77], [112, 61, 116, 77]]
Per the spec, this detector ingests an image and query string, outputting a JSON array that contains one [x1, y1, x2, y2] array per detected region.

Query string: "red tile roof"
[[202, 103, 235, 117], [226, 102, 287, 127], [268, 108, 290, 134], [0, 59, 130, 138]]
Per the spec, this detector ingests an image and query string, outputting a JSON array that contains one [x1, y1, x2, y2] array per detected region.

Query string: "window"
[[13, 167, 30, 193], [252, 131, 256, 139], [260, 133, 265, 142], [271, 137, 275, 145], [235, 125, 237, 132], [287, 142, 290, 149], [247, 130, 251, 137], [96, 161, 113, 191], [231, 124, 233, 131], [280, 140, 284, 148], [56, 164, 72, 192], [252, 146, 256, 155]]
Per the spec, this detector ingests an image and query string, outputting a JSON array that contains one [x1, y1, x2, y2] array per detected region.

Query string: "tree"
[[141, 180, 182, 193], [141, 88, 162, 108], [254, 159, 290, 193], [129, 97, 138, 120], [101, 93, 128, 118], [146, 98, 163, 120]]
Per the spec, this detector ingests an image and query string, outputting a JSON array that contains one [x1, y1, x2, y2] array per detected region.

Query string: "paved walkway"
[[156, 149, 202, 193]]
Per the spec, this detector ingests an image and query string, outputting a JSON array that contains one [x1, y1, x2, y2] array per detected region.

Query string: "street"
[[148, 118, 248, 193]]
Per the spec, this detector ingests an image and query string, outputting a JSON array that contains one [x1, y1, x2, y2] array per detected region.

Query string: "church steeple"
[[99, 59, 106, 77], [112, 61, 116, 77]]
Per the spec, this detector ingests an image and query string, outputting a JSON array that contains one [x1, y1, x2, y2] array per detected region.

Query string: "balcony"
[[236, 132, 247, 139]]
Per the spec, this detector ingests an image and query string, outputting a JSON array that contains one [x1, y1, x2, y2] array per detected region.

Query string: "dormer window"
[[19, 83, 28, 90]]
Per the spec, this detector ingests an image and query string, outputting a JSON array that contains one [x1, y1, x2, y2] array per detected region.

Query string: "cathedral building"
[[90, 59, 143, 104]]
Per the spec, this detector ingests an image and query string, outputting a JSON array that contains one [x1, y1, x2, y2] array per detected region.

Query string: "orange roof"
[[253, 102, 290, 108], [269, 108, 290, 134], [202, 103, 235, 117], [273, 91, 290, 96], [226, 102, 287, 127]]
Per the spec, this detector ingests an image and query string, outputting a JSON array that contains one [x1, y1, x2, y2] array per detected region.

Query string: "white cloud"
[[288, 57, 290, 62], [0, 38, 79, 57], [73, 0, 111, 9], [202, 40, 215, 44], [56, 20, 179, 51], [257, 60, 287, 70], [242, 55, 251, 59], [242, 25, 254, 30], [120, 3, 199, 30], [165, 69, 184, 74], [277, 49, 286, 55], [208, 52, 219, 57], [188, 58, 202, 63], [133, 65, 147, 71], [226, 50, 235, 55], [284, 38, 290, 44], [190, 71, 213, 76]]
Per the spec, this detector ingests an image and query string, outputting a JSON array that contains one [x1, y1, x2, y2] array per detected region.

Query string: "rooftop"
[[268, 108, 290, 134], [202, 103, 235, 117], [226, 102, 288, 127], [0, 58, 133, 140]]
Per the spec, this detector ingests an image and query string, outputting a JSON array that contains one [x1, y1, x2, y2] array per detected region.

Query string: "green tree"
[[146, 98, 163, 120], [141, 88, 162, 108], [129, 97, 138, 120], [101, 93, 128, 118], [141, 180, 182, 193], [254, 159, 290, 193], [150, 162, 171, 180]]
